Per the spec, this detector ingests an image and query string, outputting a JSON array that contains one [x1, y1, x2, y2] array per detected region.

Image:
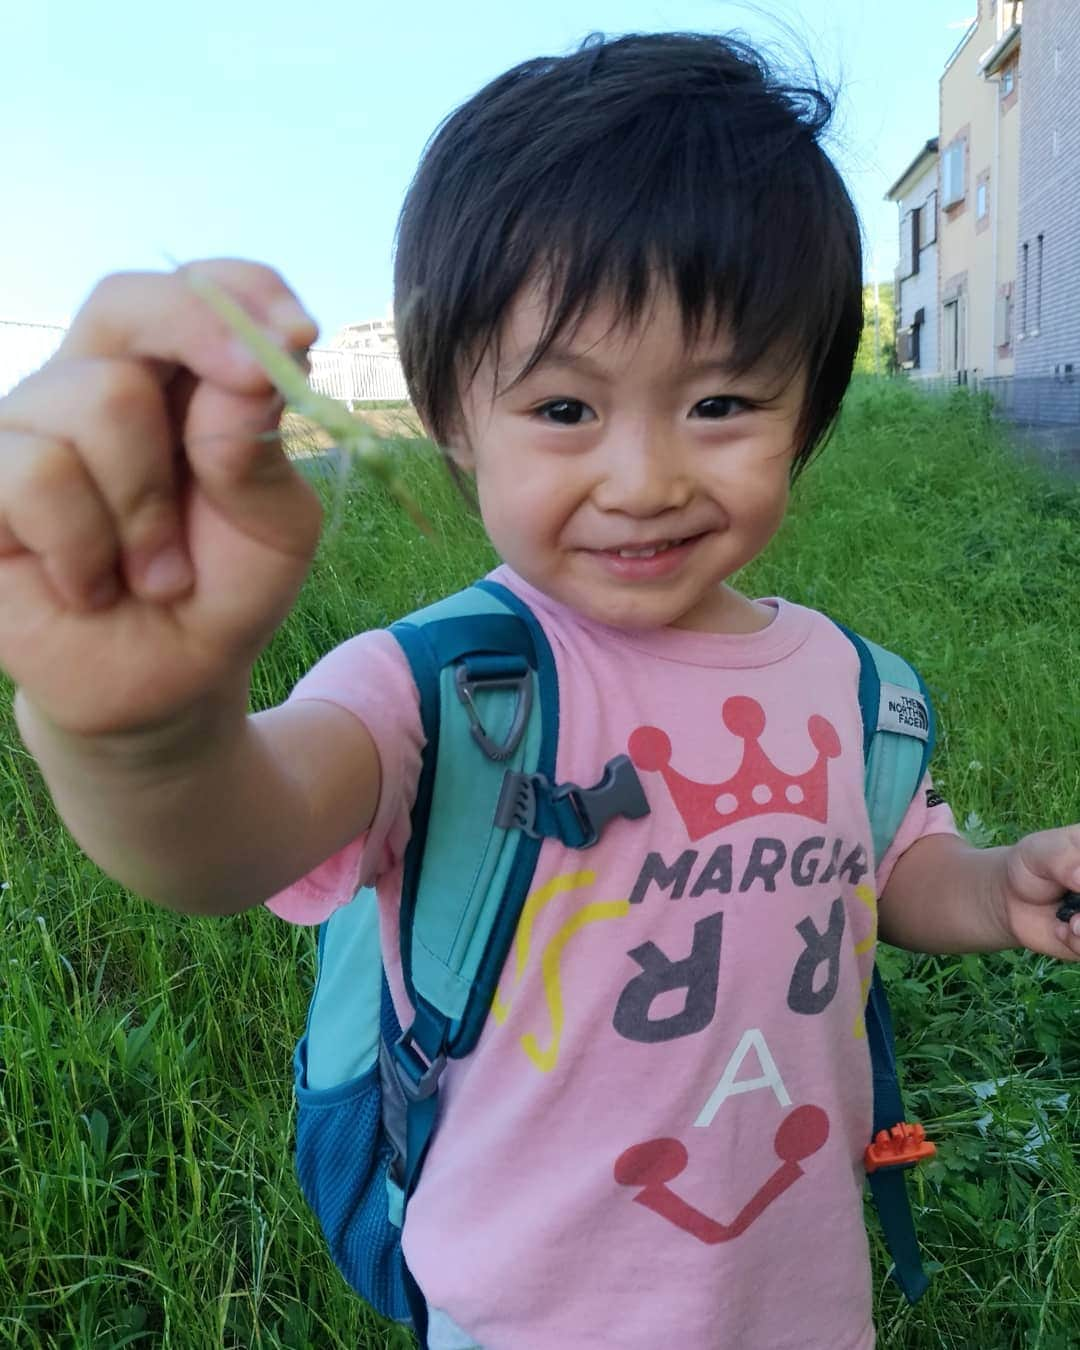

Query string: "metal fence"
[[976, 375, 1080, 427], [907, 371, 1080, 428], [307, 346, 410, 403], [0, 318, 410, 405]]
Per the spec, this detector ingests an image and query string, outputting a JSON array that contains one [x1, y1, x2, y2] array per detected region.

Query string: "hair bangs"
[[395, 32, 863, 474]]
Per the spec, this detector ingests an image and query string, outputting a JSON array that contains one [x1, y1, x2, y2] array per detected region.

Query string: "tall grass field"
[[1, 378, 1078, 1348]]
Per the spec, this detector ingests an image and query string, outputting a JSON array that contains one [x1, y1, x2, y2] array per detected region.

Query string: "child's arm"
[[16, 689, 382, 915], [878, 828, 1080, 960], [0, 259, 381, 914]]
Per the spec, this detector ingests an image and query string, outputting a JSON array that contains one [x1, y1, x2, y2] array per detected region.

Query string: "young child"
[[2, 30, 1078, 1350]]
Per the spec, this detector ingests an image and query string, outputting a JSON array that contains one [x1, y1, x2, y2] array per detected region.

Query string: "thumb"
[[1011, 825, 1080, 901]]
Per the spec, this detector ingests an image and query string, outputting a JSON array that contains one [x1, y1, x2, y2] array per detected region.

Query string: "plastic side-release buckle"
[[494, 753, 650, 848], [864, 1122, 937, 1174]]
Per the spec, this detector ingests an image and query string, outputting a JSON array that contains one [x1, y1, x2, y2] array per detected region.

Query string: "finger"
[[0, 426, 120, 610], [165, 362, 286, 478], [182, 378, 323, 560], [3, 260, 322, 580], [1052, 917, 1080, 960], [2, 358, 199, 601], [56, 260, 318, 392]]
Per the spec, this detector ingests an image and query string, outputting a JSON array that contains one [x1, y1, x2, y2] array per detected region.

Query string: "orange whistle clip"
[[864, 1122, 936, 1174]]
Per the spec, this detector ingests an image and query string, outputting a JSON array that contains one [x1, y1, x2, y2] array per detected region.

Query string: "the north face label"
[[876, 683, 930, 741]]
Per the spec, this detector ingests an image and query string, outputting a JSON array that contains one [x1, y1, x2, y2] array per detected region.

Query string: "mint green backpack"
[[292, 580, 938, 1344]]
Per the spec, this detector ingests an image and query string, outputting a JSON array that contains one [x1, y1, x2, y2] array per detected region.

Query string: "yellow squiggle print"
[[490, 868, 629, 1071], [519, 899, 631, 1072], [852, 882, 878, 1039], [512, 870, 598, 982], [491, 870, 596, 1025]]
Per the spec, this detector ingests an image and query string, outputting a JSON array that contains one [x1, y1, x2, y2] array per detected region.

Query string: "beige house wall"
[[938, 1, 1022, 380]]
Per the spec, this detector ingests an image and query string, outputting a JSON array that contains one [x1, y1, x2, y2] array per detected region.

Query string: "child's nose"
[[592, 421, 692, 516]]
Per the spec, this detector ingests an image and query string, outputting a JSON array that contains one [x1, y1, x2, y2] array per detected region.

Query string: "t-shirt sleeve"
[[264, 629, 424, 926], [874, 772, 959, 895]]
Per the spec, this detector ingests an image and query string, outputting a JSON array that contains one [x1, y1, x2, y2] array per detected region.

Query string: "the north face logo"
[[877, 683, 930, 741], [887, 696, 928, 732]]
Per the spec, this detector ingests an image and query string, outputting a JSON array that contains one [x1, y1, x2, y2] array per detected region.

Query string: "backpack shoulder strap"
[[389, 579, 556, 1066], [391, 576, 648, 1074], [833, 622, 935, 866], [833, 620, 936, 1305], [385, 579, 559, 1343]]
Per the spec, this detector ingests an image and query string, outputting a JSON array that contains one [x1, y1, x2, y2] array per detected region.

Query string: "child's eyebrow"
[[505, 344, 783, 390]]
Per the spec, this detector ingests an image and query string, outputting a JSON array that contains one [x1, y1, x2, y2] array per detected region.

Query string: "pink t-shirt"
[[269, 567, 957, 1350]]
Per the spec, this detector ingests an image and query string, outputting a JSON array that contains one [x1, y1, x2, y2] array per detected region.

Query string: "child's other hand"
[[0, 260, 323, 740], [999, 826, 1080, 960]]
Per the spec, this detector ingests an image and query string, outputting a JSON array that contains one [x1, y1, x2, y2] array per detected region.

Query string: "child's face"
[[448, 284, 805, 633]]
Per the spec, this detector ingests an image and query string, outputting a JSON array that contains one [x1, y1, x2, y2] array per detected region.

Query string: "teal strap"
[[389, 582, 559, 1261], [833, 622, 934, 866], [392, 589, 547, 1031], [865, 969, 930, 1304], [837, 621, 935, 1305], [867, 1167, 931, 1303]]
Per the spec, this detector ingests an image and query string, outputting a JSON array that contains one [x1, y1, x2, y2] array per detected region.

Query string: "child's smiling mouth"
[[611, 538, 689, 559], [588, 534, 705, 579]]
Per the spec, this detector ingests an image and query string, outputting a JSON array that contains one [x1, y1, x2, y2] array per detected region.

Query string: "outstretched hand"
[[1000, 826, 1080, 961], [0, 260, 324, 740]]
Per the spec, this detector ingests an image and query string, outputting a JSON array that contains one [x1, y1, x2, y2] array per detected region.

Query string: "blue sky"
[[5, 1, 973, 339]]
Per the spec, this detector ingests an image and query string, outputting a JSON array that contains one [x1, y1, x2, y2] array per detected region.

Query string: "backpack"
[[292, 579, 939, 1344]]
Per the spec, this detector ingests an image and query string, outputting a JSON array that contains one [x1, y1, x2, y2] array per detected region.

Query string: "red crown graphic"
[[627, 697, 840, 841]]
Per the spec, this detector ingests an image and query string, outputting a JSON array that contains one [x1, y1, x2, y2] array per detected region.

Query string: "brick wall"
[[1015, 0, 1080, 376]]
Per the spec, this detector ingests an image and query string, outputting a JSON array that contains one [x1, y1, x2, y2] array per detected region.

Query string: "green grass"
[[1, 377, 1078, 1348]]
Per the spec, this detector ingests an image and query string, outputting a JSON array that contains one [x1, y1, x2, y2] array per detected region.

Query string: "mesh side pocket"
[[294, 1037, 411, 1323]]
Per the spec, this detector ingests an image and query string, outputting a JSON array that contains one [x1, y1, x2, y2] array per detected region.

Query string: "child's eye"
[[690, 396, 750, 420], [534, 399, 595, 425]]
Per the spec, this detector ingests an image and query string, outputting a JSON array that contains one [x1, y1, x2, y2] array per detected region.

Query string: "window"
[[1021, 242, 1029, 336], [924, 190, 938, 243], [911, 207, 921, 276], [942, 141, 965, 207], [1002, 66, 1015, 98], [912, 308, 924, 370], [995, 291, 1013, 347], [976, 181, 989, 220], [1035, 234, 1044, 332], [943, 299, 960, 373]]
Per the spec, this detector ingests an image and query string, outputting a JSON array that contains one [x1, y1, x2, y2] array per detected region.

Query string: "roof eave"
[[980, 24, 1021, 75], [885, 138, 940, 202]]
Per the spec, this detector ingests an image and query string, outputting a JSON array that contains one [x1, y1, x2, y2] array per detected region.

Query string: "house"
[[936, 0, 1023, 382], [886, 139, 940, 378], [328, 316, 399, 355], [1013, 0, 1079, 417]]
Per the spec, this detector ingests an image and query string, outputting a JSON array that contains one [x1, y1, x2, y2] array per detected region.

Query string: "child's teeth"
[[617, 540, 679, 558]]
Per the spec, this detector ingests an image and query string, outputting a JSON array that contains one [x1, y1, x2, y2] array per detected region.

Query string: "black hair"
[[394, 30, 863, 478]]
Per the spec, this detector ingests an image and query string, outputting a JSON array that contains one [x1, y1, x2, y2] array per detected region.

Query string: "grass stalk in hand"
[[186, 272, 431, 536]]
